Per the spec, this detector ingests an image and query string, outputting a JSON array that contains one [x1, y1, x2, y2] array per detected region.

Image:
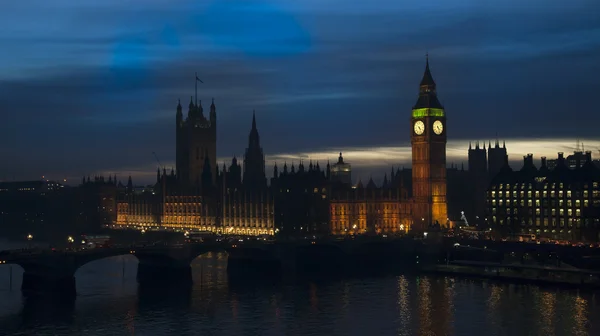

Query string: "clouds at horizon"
[[1, 0, 599, 183]]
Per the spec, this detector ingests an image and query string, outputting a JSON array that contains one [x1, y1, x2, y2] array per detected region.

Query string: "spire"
[[338, 152, 344, 164], [420, 53, 436, 87], [210, 98, 216, 121], [413, 54, 443, 109], [198, 100, 203, 116], [248, 110, 260, 149], [177, 99, 182, 111]]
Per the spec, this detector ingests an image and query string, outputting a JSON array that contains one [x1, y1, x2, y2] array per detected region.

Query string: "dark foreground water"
[[1, 242, 600, 335]]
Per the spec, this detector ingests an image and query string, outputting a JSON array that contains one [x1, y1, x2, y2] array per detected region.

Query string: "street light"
[[27, 234, 33, 241], [67, 236, 74, 243]]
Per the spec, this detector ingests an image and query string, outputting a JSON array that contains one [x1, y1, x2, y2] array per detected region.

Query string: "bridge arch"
[[74, 253, 138, 276]]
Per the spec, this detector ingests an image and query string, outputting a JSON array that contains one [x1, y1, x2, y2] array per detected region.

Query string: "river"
[[0, 239, 599, 335]]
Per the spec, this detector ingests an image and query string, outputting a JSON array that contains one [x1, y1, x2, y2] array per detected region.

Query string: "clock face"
[[433, 120, 443, 135], [414, 120, 425, 135]]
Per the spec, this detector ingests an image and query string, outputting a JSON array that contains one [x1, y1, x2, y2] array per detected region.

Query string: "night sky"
[[1, 0, 599, 185]]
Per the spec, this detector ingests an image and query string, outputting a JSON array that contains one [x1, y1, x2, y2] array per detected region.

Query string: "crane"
[[152, 152, 164, 171]]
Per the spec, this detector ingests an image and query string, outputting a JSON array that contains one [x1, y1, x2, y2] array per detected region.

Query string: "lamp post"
[[26, 234, 33, 249]]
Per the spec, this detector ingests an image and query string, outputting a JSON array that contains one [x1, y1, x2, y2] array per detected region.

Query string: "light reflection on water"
[[0, 250, 598, 335]]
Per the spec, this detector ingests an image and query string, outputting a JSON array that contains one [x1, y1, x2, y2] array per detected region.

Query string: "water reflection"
[[0, 253, 599, 335]]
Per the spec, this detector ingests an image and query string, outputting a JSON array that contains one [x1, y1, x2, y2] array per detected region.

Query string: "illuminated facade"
[[487, 151, 600, 242], [410, 57, 448, 230], [330, 181, 411, 235], [114, 189, 274, 235], [112, 61, 452, 236]]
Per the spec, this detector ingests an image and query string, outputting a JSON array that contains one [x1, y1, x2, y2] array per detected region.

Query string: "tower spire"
[[420, 53, 435, 87], [413, 54, 442, 109], [252, 110, 256, 130]]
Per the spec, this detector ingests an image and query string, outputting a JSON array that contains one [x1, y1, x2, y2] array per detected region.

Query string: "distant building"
[[487, 151, 600, 242], [547, 151, 590, 171], [0, 180, 64, 194], [330, 153, 352, 185]]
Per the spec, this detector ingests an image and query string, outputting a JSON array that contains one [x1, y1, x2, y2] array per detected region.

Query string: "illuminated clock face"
[[433, 120, 444, 135], [414, 120, 425, 135]]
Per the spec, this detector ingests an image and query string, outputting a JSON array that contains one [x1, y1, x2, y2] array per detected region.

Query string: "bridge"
[[0, 237, 427, 296]]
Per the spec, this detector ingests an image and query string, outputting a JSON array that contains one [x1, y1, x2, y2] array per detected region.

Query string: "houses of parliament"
[[112, 59, 450, 236]]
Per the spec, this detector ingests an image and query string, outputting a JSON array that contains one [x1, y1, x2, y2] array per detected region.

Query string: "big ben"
[[411, 56, 447, 231]]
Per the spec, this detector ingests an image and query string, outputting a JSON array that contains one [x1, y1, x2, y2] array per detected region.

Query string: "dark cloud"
[[0, 0, 599, 183]]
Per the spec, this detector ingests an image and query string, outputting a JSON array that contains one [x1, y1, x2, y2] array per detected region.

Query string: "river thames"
[[0, 240, 599, 335]]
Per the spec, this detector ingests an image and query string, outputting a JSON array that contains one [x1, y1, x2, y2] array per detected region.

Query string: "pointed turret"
[[413, 54, 443, 109], [197, 100, 204, 116], [176, 99, 182, 123], [248, 110, 260, 148], [419, 54, 436, 87], [210, 98, 216, 124], [366, 177, 377, 189], [356, 179, 364, 189], [273, 163, 278, 178], [188, 96, 194, 117]]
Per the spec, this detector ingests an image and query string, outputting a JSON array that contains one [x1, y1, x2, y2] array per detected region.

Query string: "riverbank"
[[422, 260, 600, 289]]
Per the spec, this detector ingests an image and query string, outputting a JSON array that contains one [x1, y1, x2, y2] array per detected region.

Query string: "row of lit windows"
[[490, 190, 600, 199], [492, 207, 582, 216], [493, 182, 599, 190], [331, 203, 404, 211], [491, 216, 585, 227], [490, 199, 592, 207]]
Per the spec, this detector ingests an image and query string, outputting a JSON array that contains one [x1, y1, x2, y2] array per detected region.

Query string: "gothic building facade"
[[113, 59, 449, 236]]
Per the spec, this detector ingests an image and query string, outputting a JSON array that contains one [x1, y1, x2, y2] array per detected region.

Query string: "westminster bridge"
[[0, 236, 427, 296]]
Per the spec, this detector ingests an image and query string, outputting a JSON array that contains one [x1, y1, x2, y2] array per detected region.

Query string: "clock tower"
[[410, 56, 447, 231]]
